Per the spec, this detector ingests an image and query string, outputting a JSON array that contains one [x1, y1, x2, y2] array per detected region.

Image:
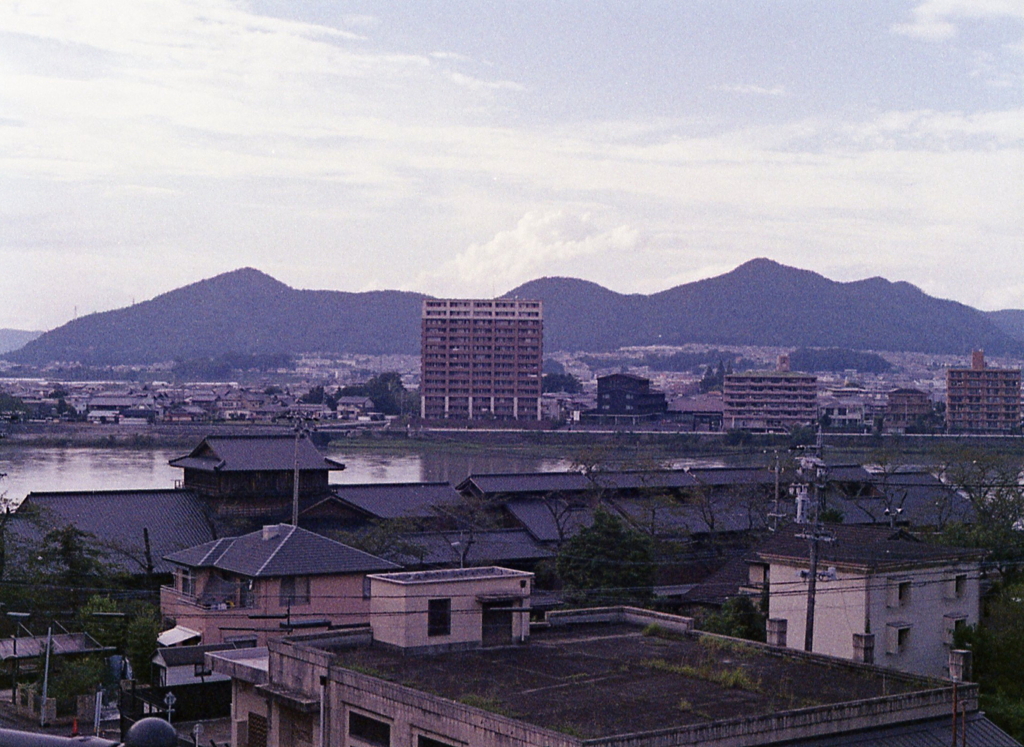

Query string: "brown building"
[[722, 355, 818, 432], [421, 298, 542, 420], [885, 388, 933, 433], [946, 351, 1021, 434]]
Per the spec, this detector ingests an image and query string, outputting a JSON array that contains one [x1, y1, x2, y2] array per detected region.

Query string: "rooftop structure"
[[421, 298, 543, 421]]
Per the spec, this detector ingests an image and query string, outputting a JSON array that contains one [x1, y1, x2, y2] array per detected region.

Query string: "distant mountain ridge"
[[0, 329, 42, 355], [5, 260, 1021, 365]]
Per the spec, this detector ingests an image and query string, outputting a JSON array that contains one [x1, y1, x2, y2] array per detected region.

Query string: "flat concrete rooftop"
[[327, 622, 935, 740]]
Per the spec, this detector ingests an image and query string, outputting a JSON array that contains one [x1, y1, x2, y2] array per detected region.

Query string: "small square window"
[[349, 712, 390, 747]]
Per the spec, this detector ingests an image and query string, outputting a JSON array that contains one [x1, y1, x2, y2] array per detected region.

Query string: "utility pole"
[[292, 418, 310, 527], [794, 451, 833, 653]]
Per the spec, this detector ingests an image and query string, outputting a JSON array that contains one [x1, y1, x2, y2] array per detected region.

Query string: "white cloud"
[[419, 211, 640, 296], [892, 0, 1024, 40], [713, 84, 788, 97]]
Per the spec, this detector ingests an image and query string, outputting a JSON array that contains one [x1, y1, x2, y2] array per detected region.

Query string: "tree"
[[955, 581, 1024, 742], [341, 372, 415, 416], [936, 447, 1024, 578], [698, 596, 766, 642], [123, 603, 161, 685], [556, 509, 655, 606], [542, 373, 582, 394]]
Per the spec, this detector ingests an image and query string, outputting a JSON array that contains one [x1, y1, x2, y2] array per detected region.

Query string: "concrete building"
[[885, 387, 933, 433], [420, 298, 542, 421], [722, 355, 818, 432], [755, 524, 985, 679], [946, 350, 1021, 434], [208, 593, 1016, 747]]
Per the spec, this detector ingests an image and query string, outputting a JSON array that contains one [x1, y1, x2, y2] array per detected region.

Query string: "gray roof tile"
[[169, 434, 343, 473], [164, 524, 399, 577], [14, 489, 214, 575]]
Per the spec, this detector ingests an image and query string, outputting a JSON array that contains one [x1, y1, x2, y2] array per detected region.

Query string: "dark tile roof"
[[504, 499, 596, 542], [13, 489, 214, 575], [679, 552, 759, 606], [315, 482, 464, 520], [688, 466, 777, 487], [163, 524, 399, 577], [775, 713, 1019, 746], [383, 529, 553, 567], [169, 434, 344, 473], [458, 469, 699, 497], [755, 524, 986, 570]]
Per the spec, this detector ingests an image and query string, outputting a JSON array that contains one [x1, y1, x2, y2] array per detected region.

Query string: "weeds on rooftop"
[[698, 635, 755, 658], [458, 693, 519, 718], [642, 623, 685, 641], [642, 658, 761, 693]]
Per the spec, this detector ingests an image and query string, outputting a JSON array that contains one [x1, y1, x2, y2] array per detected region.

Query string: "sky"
[[1, 1, 1022, 331]]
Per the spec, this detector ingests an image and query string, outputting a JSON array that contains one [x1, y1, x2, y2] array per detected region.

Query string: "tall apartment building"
[[946, 350, 1021, 434], [421, 298, 543, 421], [722, 354, 818, 432]]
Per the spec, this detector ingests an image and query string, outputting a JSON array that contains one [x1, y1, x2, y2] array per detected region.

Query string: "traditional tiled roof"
[[316, 482, 464, 520], [755, 524, 986, 570], [169, 434, 344, 473], [458, 469, 699, 497], [382, 529, 553, 567], [14, 489, 214, 574], [163, 524, 399, 577]]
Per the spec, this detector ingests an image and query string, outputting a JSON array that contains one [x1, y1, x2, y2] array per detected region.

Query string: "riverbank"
[[3, 421, 1023, 463]]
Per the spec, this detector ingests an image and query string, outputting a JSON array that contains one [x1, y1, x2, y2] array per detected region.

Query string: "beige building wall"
[[769, 560, 981, 678], [162, 571, 372, 645]]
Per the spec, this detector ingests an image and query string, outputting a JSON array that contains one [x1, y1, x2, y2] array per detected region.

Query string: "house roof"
[[169, 434, 344, 473], [163, 524, 399, 577], [311, 482, 464, 521], [755, 524, 987, 570], [457, 469, 699, 497], [383, 529, 553, 567], [13, 489, 214, 575]]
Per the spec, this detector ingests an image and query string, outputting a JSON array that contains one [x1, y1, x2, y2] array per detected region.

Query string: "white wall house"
[[756, 524, 985, 679]]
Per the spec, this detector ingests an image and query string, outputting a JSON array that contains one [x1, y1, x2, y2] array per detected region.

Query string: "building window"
[[944, 615, 968, 645], [349, 712, 390, 747], [178, 568, 195, 597], [886, 623, 911, 655], [886, 578, 911, 608], [363, 576, 372, 600], [279, 576, 310, 607], [418, 736, 459, 747], [428, 598, 452, 637]]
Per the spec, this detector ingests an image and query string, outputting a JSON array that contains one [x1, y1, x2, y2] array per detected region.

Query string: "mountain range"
[[4, 259, 1022, 365]]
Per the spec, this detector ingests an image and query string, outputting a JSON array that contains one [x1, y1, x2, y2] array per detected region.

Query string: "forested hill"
[[6, 268, 427, 365], [509, 259, 1021, 355], [5, 260, 1021, 365]]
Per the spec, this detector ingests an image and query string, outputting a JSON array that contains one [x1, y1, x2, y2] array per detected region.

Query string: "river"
[[0, 443, 575, 505]]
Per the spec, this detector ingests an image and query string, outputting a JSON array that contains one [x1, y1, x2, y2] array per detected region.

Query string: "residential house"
[[755, 524, 985, 678], [160, 524, 399, 646]]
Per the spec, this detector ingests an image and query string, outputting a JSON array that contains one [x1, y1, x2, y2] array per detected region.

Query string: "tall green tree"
[[556, 509, 655, 606]]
